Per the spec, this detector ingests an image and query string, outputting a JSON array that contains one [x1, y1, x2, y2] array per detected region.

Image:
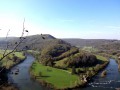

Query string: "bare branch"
[[2, 29, 11, 57], [0, 18, 28, 73], [6, 29, 10, 39]]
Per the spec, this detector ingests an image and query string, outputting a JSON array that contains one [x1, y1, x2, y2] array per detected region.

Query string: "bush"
[[76, 69, 85, 74]]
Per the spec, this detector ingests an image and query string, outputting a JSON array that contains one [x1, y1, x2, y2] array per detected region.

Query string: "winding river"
[[8, 55, 44, 90], [8, 55, 120, 90]]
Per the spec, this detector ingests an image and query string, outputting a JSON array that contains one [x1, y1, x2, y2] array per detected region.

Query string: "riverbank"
[[82, 59, 120, 90], [0, 52, 26, 90], [8, 55, 44, 90], [30, 55, 109, 90]]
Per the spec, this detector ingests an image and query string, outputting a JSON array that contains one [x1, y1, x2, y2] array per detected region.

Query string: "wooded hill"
[[63, 38, 120, 51], [1, 35, 120, 51], [0, 34, 56, 50]]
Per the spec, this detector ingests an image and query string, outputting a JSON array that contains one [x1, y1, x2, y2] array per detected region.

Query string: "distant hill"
[[1, 35, 120, 51], [0, 34, 68, 50], [62, 38, 120, 50]]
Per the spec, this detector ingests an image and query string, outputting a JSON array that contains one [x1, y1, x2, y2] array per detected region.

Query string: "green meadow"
[[31, 61, 80, 89]]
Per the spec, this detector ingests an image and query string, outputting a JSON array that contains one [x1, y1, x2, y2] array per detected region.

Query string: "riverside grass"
[[30, 61, 81, 89]]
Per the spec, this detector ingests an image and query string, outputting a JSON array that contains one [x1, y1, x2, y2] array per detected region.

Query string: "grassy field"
[[27, 50, 39, 54], [55, 57, 68, 68], [31, 61, 80, 89], [96, 55, 108, 61], [55, 53, 79, 67], [82, 46, 98, 53]]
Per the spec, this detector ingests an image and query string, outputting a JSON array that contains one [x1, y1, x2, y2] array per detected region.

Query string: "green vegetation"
[[27, 50, 39, 54], [96, 55, 108, 61], [55, 52, 97, 68], [0, 51, 25, 69], [0, 35, 110, 89], [30, 61, 81, 89], [82, 46, 98, 53], [29, 38, 109, 89], [30, 52, 109, 89], [55, 57, 68, 68]]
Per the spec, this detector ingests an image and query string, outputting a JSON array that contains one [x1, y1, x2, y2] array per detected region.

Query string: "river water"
[[8, 55, 120, 90], [8, 55, 44, 90], [81, 59, 120, 90]]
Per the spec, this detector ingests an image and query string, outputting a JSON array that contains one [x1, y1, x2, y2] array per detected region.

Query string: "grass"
[[82, 46, 98, 53], [27, 50, 39, 54], [96, 55, 108, 61], [55, 58, 68, 67], [31, 61, 80, 89], [55, 53, 80, 67]]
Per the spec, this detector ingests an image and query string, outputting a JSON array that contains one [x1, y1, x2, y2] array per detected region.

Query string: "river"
[[8, 55, 44, 90], [8, 55, 120, 90], [81, 59, 120, 90]]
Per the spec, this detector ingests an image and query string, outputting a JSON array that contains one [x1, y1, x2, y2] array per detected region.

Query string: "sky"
[[0, 0, 120, 39]]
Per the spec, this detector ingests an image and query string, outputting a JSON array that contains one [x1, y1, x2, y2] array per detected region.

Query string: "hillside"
[[1, 35, 120, 51], [0, 34, 57, 50]]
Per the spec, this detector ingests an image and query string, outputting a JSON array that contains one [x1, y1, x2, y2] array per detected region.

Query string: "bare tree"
[[0, 19, 29, 72]]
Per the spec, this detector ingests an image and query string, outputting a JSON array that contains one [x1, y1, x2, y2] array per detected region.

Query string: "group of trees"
[[65, 53, 97, 68], [39, 43, 70, 66]]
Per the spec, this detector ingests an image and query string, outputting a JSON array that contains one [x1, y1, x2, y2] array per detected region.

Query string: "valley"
[[0, 34, 120, 90]]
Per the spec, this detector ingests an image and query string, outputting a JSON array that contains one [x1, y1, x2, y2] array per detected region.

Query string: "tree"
[[0, 19, 28, 72]]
